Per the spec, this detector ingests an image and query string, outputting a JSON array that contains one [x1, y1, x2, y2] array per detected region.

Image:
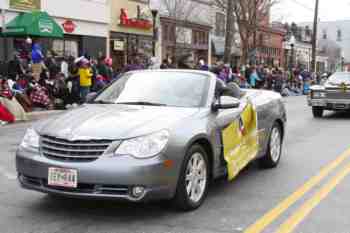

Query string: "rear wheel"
[[173, 144, 209, 211], [312, 107, 324, 118], [259, 123, 282, 168]]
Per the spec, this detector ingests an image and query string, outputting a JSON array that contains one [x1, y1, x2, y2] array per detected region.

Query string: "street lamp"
[[289, 35, 296, 70], [151, 9, 158, 57]]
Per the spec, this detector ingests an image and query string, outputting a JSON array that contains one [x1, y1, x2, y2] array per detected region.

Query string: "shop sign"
[[114, 40, 125, 51], [119, 8, 152, 30], [39, 19, 53, 33], [10, 0, 41, 11], [62, 20, 76, 33]]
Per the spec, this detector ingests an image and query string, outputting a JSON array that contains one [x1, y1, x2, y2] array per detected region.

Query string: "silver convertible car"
[[308, 72, 350, 118], [16, 70, 286, 210]]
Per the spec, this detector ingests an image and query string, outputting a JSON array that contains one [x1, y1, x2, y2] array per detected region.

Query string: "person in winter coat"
[[0, 102, 15, 125], [8, 53, 24, 80], [249, 67, 261, 88], [0, 79, 27, 121], [31, 40, 44, 82]]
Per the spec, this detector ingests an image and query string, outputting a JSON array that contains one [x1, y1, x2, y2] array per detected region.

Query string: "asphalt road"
[[1, 96, 350, 233]]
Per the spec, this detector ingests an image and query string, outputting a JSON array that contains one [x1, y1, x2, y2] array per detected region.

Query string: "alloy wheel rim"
[[270, 127, 281, 163], [185, 152, 207, 203]]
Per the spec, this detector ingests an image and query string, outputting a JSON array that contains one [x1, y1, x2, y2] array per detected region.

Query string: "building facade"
[[255, 26, 286, 67], [301, 20, 350, 63], [151, 0, 212, 66], [0, 0, 109, 60], [109, 0, 155, 71], [283, 40, 312, 71], [282, 23, 331, 72], [211, 5, 241, 65]]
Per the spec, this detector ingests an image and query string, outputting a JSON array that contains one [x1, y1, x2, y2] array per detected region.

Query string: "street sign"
[[62, 20, 76, 33]]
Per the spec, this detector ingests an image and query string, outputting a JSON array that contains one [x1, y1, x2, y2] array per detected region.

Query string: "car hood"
[[35, 104, 200, 140], [325, 82, 350, 89]]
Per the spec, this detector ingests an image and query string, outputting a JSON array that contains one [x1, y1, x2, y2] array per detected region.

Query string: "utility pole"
[[311, 0, 319, 73], [252, 0, 257, 65], [223, 0, 235, 64], [1, 7, 8, 61]]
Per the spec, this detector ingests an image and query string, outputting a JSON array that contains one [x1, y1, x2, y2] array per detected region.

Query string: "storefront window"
[[64, 40, 78, 57], [52, 39, 78, 57], [52, 40, 64, 56], [125, 35, 153, 63], [138, 38, 152, 57]]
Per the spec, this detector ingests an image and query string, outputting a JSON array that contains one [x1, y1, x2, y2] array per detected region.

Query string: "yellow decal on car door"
[[222, 102, 259, 181]]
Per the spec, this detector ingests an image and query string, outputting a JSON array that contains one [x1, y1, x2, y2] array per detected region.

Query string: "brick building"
[[255, 26, 286, 67]]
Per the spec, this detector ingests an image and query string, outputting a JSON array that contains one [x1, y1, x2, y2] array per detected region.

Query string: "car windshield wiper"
[[90, 100, 115, 104], [116, 101, 167, 106]]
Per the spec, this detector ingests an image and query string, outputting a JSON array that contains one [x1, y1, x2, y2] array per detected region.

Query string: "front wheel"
[[259, 123, 282, 168], [312, 107, 324, 118], [173, 144, 209, 211]]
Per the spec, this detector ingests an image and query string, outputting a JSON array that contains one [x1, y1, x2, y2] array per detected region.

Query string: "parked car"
[[16, 70, 287, 211], [308, 72, 350, 118]]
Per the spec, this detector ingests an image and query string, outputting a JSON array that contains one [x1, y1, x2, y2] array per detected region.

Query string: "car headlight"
[[312, 92, 326, 98], [115, 130, 169, 159], [20, 128, 40, 150]]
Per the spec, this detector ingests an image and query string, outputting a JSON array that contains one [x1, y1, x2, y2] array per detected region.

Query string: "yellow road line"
[[275, 163, 350, 233], [244, 148, 350, 233]]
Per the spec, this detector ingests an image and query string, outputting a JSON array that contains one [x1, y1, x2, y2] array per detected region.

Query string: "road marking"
[[275, 163, 350, 233], [0, 165, 17, 180], [244, 147, 350, 233]]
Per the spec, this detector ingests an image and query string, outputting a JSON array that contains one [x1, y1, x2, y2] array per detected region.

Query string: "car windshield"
[[93, 71, 209, 108], [327, 73, 350, 85]]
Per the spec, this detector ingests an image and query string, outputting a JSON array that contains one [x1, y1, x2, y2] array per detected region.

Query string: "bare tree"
[[215, 0, 279, 64], [162, 0, 195, 20], [160, 0, 197, 66]]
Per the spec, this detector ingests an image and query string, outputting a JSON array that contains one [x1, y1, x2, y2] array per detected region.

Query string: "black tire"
[[259, 122, 282, 169], [312, 107, 324, 118], [173, 144, 209, 211]]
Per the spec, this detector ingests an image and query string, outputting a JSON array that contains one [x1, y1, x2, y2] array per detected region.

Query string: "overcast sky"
[[272, 0, 350, 23]]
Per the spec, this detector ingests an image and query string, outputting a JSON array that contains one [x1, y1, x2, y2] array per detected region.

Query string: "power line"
[[289, 0, 314, 12]]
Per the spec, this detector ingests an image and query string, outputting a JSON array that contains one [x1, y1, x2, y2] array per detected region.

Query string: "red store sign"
[[62, 20, 76, 33], [119, 8, 152, 30]]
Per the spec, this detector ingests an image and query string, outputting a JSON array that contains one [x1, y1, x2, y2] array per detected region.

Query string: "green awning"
[[2, 11, 63, 38]]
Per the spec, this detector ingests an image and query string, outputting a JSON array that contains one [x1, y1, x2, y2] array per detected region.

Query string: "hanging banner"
[[222, 102, 259, 181], [10, 0, 41, 11]]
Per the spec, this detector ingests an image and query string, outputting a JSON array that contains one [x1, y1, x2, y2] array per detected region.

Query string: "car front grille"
[[40, 135, 112, 162], [326, 90, 350, 99]]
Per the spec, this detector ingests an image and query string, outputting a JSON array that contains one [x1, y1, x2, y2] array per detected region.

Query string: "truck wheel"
[[312, 107, 324, 118]]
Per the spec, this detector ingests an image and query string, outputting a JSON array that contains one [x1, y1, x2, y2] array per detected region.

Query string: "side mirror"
[[212, 96, 240, 111], [86, 92, 98, 103]]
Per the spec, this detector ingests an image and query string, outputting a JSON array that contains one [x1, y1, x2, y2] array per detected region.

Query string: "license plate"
[[48, 167, 77, 188]]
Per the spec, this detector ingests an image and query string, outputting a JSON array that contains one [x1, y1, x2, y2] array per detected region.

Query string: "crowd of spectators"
[[0, 48, 329, 125]]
